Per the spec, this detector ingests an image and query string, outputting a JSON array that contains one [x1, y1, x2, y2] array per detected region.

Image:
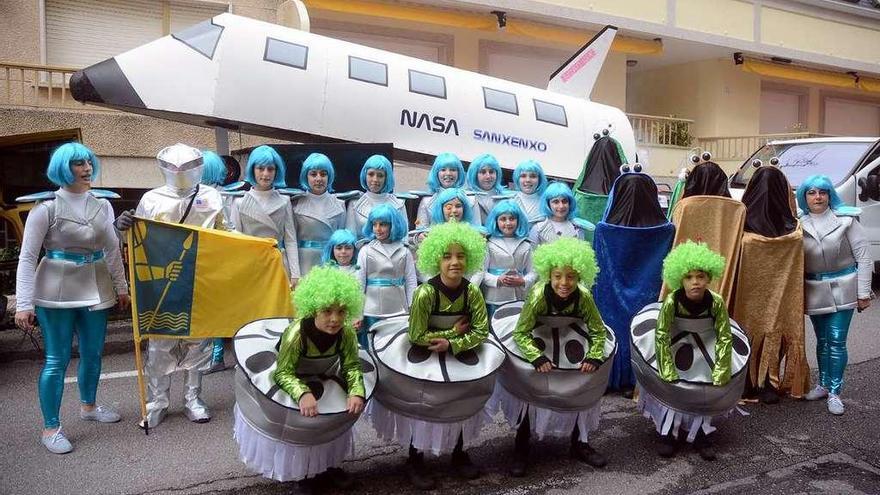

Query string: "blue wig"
[[363, 203, 407, 242], [485, 199, 529, 239], [796, 174, 860, 216], [321, 229, 358, 265], [540, 181, 576, 220], [426, 152, 465, 192], [201, 150, 226, 186], [513, 159, 548, 194], [47, 143, 100, 187], [300, 152, 336, 192], [430, 187, 474, 225], [245, 145, 286, 188], [466, 153, 503, 194], [359, 154, 395, 193]]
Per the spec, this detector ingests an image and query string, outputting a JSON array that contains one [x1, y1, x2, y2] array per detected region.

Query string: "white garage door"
[[760, 90, 802, 134], [824, 98, 880, 137]]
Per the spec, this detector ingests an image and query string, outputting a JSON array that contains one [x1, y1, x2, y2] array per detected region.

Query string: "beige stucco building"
[[2, 0, 880, 243]]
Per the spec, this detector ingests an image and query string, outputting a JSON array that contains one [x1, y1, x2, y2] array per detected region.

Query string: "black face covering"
[[742, 166, 796, 238], [576, 136, 623, 195], [683, 162, 731, 198], [604, 174, 667, 227]]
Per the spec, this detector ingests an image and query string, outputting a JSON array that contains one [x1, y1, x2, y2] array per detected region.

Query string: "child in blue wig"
[[346, 154, 409, 238], [355, 204, 417, 347], [293, 153, 346, 276], [416, 153, 481, 227], [321, 229, 359, 275], [466, 153, 505, 220], [512, 159, 548, 226], [529, 182, 593, 245]]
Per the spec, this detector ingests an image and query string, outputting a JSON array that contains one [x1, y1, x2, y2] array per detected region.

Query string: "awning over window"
[[303, 0, 663, 55], [740, 58, 880, 95]]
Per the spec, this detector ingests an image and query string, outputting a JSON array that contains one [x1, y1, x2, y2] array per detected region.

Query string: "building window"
[[483, 87, 518, 115], [534, 99, 568, 127], [408, 69, 446, 99], [264, 38, 308, 70], [172, 20, 223, 59], [349, 56, 387, 86]]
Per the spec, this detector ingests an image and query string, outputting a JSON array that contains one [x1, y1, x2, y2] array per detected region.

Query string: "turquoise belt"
[[488, 268, 522, 275], [806, 264, 857, 281], [45, 249, 104, 265], [298, 240, 327, 249], [366, 277, 405, 287]]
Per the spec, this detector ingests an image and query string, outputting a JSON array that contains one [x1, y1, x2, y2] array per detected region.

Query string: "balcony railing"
[[627, 113, 695, 148], [0, 61, 111, 111], [696, 132, 832, 162]]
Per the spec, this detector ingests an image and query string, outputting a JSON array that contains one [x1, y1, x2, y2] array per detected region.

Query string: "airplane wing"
[[547, 26, 617, 100]]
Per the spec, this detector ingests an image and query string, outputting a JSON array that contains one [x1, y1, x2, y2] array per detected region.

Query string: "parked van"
[[729, 137, 880, 269]]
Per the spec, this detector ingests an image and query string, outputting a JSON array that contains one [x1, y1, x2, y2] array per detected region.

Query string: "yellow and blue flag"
[[128, 218, 293, 339]]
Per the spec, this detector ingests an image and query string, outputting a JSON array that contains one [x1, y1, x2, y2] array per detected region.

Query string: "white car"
[[729, 137, 880, 269]]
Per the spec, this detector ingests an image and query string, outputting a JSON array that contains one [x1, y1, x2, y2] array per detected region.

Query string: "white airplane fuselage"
[[72, 13, 636, 179]]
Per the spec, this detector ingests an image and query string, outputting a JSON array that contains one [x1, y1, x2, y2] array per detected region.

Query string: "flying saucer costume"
[[511, 160, 549, 226], [229, 146, 300, 281], [662, 162, 744, 303], [797, 176, 872, 406], [136, 143, 231, 427], [368, 222, 504, 459], [466, 153, 505, 220], [345, 155, 408, 238], [593, 170, 674, 391], [573, 132, 625, 225], [292, 153, 345, 276], [731, 166, 808, 398], [528, 182, 594, 245], [488, 237, 616, 472], [233, 266, 377, 482], [15, 143, 128, 443], [415, 153, 480, 228], [633, 242, 750, 446], [471, 200, 536, 316]]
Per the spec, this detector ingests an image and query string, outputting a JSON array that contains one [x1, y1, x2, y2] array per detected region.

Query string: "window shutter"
[[169, 1, 228, 34]]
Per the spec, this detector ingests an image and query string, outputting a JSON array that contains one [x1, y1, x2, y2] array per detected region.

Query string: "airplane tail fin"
[[547, 26, 617, 100]]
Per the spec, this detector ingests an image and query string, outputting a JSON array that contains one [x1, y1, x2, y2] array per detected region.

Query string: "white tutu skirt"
[[637, 385, 742, 443], [487, 383, 602, 443], [367, 399, 489, 456], [233, 404, 354, 481]]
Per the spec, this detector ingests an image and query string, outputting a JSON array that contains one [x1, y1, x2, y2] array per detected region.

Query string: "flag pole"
[[128, 225, 150, 435]]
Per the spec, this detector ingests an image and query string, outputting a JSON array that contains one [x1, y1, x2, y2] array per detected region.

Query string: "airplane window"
[[264, 38, 308, 70], [408, 70, 446, 99], [534, 99, 568, 127], [483, 87, 518, 115], [172, 20, 224, 59], [349, 56, 387, 86]]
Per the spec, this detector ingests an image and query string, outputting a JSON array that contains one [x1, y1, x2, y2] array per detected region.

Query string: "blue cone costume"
[[592, 171, 674, 390]]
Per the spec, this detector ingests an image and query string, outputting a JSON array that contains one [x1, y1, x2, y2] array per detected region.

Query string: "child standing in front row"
[[355, 204, 417, 347], [321, 229, 359, 275]]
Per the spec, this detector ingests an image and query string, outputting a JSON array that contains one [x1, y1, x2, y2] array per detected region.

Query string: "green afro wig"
[[532, 237, 599, 287], [292, 266, 364, 322], [662, 240, 726, 290], [416, 221, 486, 276]]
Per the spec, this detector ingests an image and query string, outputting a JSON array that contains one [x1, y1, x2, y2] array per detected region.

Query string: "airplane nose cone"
[[70, 58, 145, 108]]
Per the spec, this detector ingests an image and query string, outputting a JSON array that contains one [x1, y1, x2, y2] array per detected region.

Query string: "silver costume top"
[[136, 184, 231, 230], [292, 192, 345, 276], [355, 240, 418, 317], [16, 189, 127, 311], [802, 209, 872, 315], [513, 191, 546, 226], [468, 188, 499, 223], [415, 190, 482, 228], [345, 192, 408, 239], [471, 237, 537, 305], [230, 189, 300, 278], [528, 218, 586, 245]]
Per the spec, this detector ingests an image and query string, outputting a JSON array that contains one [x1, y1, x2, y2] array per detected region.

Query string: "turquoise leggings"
[[809, 309, 853, 396], [36, 306, 109, 429], [211, 338, 225, 363]]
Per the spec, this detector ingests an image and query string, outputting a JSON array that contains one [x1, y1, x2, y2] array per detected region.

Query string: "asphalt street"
[[1, 310, 879, 495]]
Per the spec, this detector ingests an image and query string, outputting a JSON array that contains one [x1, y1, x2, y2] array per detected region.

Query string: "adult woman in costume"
[[732, 166, 808, 403], [292, 153, 346, 276], [15, 143, 129, 453], [345, 154, 408, 238], [797, 175, 872, 415], [592, 168, 674, 394]]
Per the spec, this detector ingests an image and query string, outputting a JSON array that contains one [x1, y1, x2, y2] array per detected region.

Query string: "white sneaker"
[[827, 395, 845, 415], [80, 405, 121, 423], [804, 385, 828, 401], [41, 428, 73, 454]]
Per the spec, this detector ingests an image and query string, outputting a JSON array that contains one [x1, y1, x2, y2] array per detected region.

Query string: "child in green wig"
[[505, 237, 609, 477], [653, 240, 731, 460]]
